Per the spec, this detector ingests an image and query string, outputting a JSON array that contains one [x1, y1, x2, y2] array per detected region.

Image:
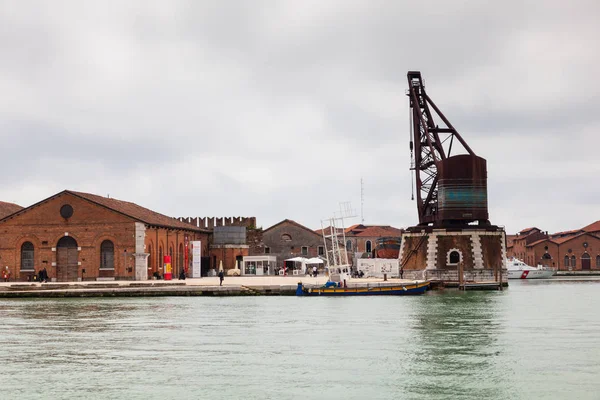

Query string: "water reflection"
[[404, 291, 510, 400]]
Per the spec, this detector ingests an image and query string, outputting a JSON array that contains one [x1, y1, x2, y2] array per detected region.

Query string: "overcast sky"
[[1, 1, 598, 234]]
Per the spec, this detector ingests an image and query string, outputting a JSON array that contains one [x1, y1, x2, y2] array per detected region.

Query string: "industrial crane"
[[407, 71, 489, 227]]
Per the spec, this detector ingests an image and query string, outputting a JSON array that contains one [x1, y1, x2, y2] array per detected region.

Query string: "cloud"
[[0, 0, 598, 234]]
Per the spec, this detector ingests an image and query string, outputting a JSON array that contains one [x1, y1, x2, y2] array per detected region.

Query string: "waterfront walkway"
[[0, 276, 423, 297]]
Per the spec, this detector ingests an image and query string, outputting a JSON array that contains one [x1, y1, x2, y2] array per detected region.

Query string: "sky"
[[0, 0, 598, 234]]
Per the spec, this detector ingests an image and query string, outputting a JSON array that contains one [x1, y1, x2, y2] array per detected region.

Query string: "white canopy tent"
[[306, 257, 324, 264], [284, 257, 308, 275]]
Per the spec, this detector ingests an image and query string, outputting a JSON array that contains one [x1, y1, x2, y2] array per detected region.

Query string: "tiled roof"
[[354, 226, 403, 238], [551, 232, 589, 245], [550, 229, 583, 238], [0, 201, 23, 219], [264, 219, 321, 236], [518, 227, 540, 235], [582, 220, 600, 233], [345, 224, 365, 233], [314, 226, 344, 236], [526, 232, 594, 247], [69, 191, 209, 232], [526, 238, 552, 247]]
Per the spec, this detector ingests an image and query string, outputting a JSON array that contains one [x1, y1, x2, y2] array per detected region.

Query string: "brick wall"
[[0, 192, 209, 282]]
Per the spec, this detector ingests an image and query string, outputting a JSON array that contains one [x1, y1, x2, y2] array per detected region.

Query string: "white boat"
[[506, 258, 556, 279]]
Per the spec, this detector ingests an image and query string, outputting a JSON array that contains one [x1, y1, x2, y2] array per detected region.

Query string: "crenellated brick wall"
[[176, 216, 257, 230]]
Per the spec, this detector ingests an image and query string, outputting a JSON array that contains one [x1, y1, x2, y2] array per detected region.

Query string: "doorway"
[[56, 236, 79, 282], [582, 253, 591, 270]]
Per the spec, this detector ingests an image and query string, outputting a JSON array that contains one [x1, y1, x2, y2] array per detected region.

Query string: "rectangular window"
[[318, 246, 324, 256], [264, 247, 270, 254], [301, 246, 308, 256]]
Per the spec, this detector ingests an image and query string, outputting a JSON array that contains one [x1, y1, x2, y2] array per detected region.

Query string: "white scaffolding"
[[320, 202, 356, 273]]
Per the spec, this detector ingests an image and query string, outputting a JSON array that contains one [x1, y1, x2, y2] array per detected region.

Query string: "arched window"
[[596, 255, 600, 268], [449, 251, 460, 264], [169, 246, 173, 260], [542, 253, 551, 259], [178, 243, 184, 271], [20, 242, 34, 271], [100, 240, 114, 269], [571, 255, 576, 267], [365, 240, 372, 253], [147, 244, 153, 270], [281, 234, 292, 242], [346, 240, 352, 251], [564, 255, 570, 267], [159, 246, 163, 270]]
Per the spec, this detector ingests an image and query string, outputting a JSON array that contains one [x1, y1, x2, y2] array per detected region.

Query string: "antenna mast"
[[360, 178, 364, 223]]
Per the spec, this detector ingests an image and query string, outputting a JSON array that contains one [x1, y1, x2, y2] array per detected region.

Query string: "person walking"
[[41, 267, 48, 283], [2, 266, 10, 282], [312, 265, 318, 278], [218, 270, 224, 286]]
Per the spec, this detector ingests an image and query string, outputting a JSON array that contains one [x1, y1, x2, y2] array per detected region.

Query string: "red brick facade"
[[508, 222, 600, 271], [0, 191, 209, 282]]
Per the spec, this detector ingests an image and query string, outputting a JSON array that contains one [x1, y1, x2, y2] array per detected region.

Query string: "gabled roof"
[[314, 226, 344, 236], [0, 201, 23, 219], [582, 220, 600, 233], [0, 190, 209, 233], [345, 224, 366, 234], [354, 226, 403, 237], [526, 238, 553, 248], [551, 232, 591, 245], [550, 229, 583, 238], [518, 227, 541, 235], [264, 219, 321, 237], [526, 232, 596, 247]]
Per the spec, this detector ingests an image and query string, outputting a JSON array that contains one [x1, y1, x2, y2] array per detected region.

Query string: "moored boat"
[[507, 258, 556, 279], [296, 281, 430, 296]]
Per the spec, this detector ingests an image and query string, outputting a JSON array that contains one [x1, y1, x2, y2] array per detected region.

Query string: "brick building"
[[507, 221, 600, 271], [315, 224, 404, 266], [342, 224, 404, 256], [177, 216, 256, 274], [0, 201, 23, 219], [256, 219, 335, 273], [0, 190, 209, 282]]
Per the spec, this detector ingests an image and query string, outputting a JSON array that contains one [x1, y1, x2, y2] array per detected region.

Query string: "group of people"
[[27, 267, 48, 283]]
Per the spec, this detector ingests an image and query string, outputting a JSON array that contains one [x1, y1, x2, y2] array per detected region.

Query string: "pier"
[[0, 277, 432, 298]]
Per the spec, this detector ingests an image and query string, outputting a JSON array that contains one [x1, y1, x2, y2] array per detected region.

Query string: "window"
[[564, 255, 570, 267], [346, 240, 352, 251], [596, 255, 600, 268], [543, 253, 551, 259], [301, 246, 308, 256], [365, 240, 372, 253], [147, 244, 153, 269], [100, 240, 114, 269], [449, 251, 460, 264], [20, 242, 34, 271], [281, 234, 292, 241], [264, 247, 270, 254], [318, 246, 324, 256], [178, 243, 184, 271], [447, 249, 462, 266], [159, 247, 163, 269], [571, 255, 576, 267]]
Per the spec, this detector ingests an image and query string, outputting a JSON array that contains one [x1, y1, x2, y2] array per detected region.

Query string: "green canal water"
[[1, 279, 599, 400]]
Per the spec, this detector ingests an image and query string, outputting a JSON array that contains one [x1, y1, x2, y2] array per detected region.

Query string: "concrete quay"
[[0, 276, 426, 298]]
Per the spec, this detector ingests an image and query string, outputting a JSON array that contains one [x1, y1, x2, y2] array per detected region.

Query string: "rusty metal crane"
[[407, 71, 490, 227]]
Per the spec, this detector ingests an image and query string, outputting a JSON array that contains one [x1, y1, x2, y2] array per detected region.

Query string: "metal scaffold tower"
[[320, 202, 356, 273]]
